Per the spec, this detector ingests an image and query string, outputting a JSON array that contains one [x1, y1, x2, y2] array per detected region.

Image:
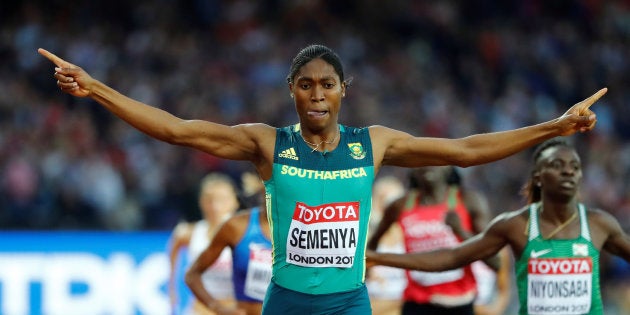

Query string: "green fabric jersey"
[[264, 124, 374, 295], [515, 203, 603, 315]]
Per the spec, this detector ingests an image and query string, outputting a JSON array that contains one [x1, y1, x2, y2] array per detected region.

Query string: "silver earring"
[[290, 93, 294, 98]]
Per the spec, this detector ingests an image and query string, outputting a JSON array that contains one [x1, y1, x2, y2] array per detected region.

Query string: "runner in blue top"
[[186, 205, 272, 315], [39, 44, 606, 314]]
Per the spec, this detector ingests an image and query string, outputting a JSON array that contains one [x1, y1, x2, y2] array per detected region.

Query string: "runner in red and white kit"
[[368, 166, 499, 315]]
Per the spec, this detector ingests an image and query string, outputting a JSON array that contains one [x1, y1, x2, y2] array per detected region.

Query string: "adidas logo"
[[278, 147, 299, 160]]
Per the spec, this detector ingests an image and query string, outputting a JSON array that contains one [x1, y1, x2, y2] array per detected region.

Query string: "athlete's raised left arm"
[[371, 88, 606, 169]]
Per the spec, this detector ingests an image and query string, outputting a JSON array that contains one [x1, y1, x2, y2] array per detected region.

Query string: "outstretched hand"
[[38, 48, 94, 98], [557, 88, 607, 135]]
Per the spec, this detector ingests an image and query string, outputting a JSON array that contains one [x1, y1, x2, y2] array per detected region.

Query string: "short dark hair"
[[286, 44, 345, 84], [521, 138, 575, 203], [532, 138, 573, 165]]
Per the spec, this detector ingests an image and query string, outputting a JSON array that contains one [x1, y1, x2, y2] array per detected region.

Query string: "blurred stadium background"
[[0, 1, 628, 314]]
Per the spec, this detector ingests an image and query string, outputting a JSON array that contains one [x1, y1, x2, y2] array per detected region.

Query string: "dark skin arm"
[[368, 205, 630, 270], [445, 190, 501, 270], [38, 48, 276, 180], [590, 209, 630, 262], [370, 189, 503, 270], [367, 210, 524, 271], [369, 87, 605, 173]]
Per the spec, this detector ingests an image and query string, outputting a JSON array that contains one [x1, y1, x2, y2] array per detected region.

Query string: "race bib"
[[286, 201, 359, 268], [244, 243, 272, 300], [527, 257, 592, 315]]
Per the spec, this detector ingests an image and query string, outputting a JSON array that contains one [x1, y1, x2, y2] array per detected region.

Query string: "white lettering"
[[0, 254, 40, 314], [280, 166, 368, 179], [529, 259, 591, 274], [401, 220, 452, 237], [297, 204, 358, 223], [43, 254, 108, 314], [0, 253, 169, 315]]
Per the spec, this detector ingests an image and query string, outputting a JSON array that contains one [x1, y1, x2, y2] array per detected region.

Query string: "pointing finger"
[[579, 87, 608, 114], [38, 48, 68, 68]]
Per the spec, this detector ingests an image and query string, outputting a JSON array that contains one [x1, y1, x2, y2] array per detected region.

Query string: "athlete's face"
[[534, 146, 582, 200], [199, 182, 239, 223], [289, 58, 345, 131], [411, 166, 450, 189]]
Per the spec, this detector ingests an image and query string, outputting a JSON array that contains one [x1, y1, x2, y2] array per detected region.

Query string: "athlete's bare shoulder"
[[582, 206, 622, 233], [238, 123, 276, 143], [367, 125, 414, 169], [485, 206, 530, 256], [236, 123, 277, 177], [486, 207, 529, 235], [584, 206, 616, 223], [367, 125, 409, 143]]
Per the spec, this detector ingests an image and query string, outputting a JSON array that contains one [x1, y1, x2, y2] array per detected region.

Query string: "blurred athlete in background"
[[169, 173, 240, 315], [366, 175, 407, 315], [368, 166, 499, 315], [186, 172, 270, 315]]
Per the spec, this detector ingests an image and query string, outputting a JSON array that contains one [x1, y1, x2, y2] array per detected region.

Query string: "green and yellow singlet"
[[516, 203, 603, 315], [264, 124, 374, 295]]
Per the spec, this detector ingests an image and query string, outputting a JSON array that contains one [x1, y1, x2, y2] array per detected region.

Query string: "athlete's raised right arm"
[[370, 88, 606, 171], [38, 48, 275, 164]]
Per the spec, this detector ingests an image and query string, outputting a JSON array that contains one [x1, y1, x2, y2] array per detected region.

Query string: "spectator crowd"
[[1, 1, 629, 312]]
